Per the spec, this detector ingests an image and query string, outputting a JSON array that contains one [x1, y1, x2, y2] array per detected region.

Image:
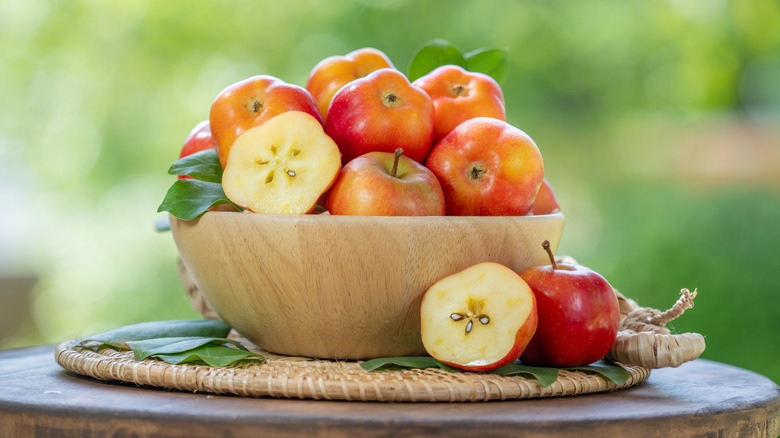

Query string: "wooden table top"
[[0, 345, 778, 437]]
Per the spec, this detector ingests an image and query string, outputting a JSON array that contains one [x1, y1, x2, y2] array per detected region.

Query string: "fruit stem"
[[391, 148, 403, 178], [542, 240, 557, 270]]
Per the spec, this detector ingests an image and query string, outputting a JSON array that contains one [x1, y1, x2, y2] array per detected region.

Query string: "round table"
[[0, 345, 778, 437]]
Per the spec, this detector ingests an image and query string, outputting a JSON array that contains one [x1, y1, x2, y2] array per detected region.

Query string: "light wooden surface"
[[1, 345, 778, 437], [170, 212, 564, 359]]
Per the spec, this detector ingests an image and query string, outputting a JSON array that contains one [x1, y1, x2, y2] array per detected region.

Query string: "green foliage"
[[127, 336, 262, 367], [167, 149, 223, 183], [463, 49, 509, 86], [159, 149, 239, 220], [407, 39, 466, 82], [158, 180, 236, 220], [360, 357, 628, 388], [76, 320, 262, 367], [407, 39, 508, 85], [360, 356, 440, 371], [75, 319, 231, 350]]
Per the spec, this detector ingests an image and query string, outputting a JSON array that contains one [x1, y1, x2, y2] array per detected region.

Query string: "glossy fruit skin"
[[530, 178, 560, 215], [425, 117, 544, 216], [413, 64, 506, 144], [518, 263, 620, 367], [306, 47, 395, 123], [209, 75, 323, 168], [177, 120, 216, 180], [327, 151, 445, 216], [325, 69, 434, 165]]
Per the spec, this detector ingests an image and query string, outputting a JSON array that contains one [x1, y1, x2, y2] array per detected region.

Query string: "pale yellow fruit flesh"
[[420, 262, 534, 367], [222, 111, 341, 214]]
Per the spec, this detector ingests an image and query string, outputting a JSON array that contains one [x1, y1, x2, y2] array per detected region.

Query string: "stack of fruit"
[[162, 43, 627, 371], [166, 46, 560, 219]]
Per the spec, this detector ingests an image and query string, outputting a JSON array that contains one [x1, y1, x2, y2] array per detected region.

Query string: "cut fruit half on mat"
[[222, 111, 341, 214], [420, 262, 538, 372]]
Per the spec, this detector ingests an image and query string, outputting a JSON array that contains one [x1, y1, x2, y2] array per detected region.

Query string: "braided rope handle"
[[607, 288, 706, 369]]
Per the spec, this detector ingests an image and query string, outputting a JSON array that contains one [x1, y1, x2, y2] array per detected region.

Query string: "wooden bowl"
[[170, 211, 565, 360]]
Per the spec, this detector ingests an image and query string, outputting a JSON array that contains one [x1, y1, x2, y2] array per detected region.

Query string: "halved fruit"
[[420, 262, 538, 372], [222, 111, 341, 214]]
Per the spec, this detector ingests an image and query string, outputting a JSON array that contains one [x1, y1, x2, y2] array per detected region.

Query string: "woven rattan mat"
[[55, 339, 650, 402]]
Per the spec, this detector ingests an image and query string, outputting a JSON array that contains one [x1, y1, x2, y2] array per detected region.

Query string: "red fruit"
[[530, 178, 560, 215], [325, 68, 434, 165], [519, 241, 620, 367], [306, 47, 395, 123], [210, 75, 322, 168], [327, 148, 445, 216], [413, 64, 506, 144], [425, 117, 544, 216]]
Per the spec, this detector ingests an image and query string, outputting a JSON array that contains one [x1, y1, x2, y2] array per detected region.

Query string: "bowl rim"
[[171, 210, 565, 225]]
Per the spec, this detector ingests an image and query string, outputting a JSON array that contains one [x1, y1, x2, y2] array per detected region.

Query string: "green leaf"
[[75, 319, 231, 350], [407, 39, 466, 82], [126, 336, 248, 360], [168, 148, 223, 183], [464, 48, 509, 86], [75, 321, 263, 368], [152, 344, 262, 367], [126, 336, 262, 367], [358, 355, 629, 389], [564, 360, 631, 386], [360, 356, 439, 372], [360, 356, 556, 387], [157, 179, 238, 220], [489, 363, 560, 387]]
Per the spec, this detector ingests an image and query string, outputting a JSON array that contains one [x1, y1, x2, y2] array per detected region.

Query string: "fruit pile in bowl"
[[161, 42, 575, 362]]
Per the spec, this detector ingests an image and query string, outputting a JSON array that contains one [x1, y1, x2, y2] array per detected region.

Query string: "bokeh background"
[[1, 0, 778, 383]]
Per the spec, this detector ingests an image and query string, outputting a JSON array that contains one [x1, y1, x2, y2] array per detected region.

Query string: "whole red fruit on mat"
[[519, 241, 620, 367]]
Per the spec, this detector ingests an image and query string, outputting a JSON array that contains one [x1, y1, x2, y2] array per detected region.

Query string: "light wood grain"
[[170, 211, 565, 359]]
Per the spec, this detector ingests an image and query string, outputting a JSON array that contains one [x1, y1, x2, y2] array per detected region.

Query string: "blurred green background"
[[1, 0, 778, 383]]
